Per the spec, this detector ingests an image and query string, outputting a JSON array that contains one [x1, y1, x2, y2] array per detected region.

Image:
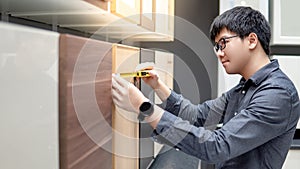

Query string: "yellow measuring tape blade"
[[119, 70, 151, 77]]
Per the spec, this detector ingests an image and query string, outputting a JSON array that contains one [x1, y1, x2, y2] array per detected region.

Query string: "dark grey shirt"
[[152, 60, 300, 169]]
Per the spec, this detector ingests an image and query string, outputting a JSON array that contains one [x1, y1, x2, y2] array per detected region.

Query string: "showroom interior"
[[0, 0, 299, 169]]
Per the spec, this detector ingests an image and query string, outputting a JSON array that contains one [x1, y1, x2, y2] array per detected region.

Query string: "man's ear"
[[248, 32, 258, 50]]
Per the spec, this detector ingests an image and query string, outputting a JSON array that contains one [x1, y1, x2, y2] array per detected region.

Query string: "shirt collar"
[[249, 59, 279, 86], [236, 59, 279, 90]]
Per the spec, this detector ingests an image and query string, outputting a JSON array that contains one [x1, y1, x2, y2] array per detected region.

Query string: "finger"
[[112, 77, 129, 100], [147, 70, 158, 77], [112, 76, 122, 91], [112, 96, 121, 107], [112, 87, 123, 105], [113, 74, 131, 88], [112, 90, 121, 103], [135, 62, 155, 71]]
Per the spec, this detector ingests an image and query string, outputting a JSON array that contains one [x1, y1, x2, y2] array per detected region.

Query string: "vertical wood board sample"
[[59, 34, 112, 169], [112, 44, 140, 169]]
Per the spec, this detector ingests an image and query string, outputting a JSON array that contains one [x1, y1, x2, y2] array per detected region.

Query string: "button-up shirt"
[[152, 60, 300, 169]]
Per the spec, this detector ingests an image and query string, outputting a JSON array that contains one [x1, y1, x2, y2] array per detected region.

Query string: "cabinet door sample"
[[59, 34, 113, 169], [111, 0, 141, 24], [140, 0, 155, 31], [112, 44, 140, 169], [0, 22, 59, 169]]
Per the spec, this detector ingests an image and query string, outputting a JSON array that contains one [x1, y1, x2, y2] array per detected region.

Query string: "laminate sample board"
[[112, 44, 140, 169], [0, 22, 60, 169], [59, 34, 113, 169]]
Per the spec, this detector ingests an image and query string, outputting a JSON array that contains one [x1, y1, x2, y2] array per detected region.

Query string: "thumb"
[[135, 62, 155, 71], [113, 74, 131, 88]]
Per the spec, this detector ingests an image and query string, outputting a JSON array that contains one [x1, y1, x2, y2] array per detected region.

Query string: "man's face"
[[214, 28, 250, 75]]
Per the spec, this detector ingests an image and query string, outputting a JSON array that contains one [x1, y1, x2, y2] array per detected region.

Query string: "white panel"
[[0, 22, 59, 169], [282, 150, 300, 169], [273, 56, 300, 129], [272, 0, 300, 45], [154, 51, 173, 157], [219, 0, 268, 20]]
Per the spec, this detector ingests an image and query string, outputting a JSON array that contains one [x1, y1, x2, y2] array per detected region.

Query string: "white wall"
[[218, 0, 269, 95], [283, 150, 300, 169], [0, 22, 59, 169], [272, 56, 300, 129]]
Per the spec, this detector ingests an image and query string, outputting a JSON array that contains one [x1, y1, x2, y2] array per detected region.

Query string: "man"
[[112, 6, 300, 168]]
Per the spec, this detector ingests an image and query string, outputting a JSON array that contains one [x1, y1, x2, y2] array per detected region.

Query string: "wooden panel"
[[111, 0, 141, 24], [84, 0, 109, 10], [59, 34, 112, 169], [140, 0, 156, 31], [128, 0, 174, 41], [112, 44, 140, 169]]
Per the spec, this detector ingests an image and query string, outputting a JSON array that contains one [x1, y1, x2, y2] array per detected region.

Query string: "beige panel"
[[140, 0, 155, 31], [112, 44, 140, 169], [153, 51, 174, 157], [154, 51, 174, 103], [111, 0, 140, 24]]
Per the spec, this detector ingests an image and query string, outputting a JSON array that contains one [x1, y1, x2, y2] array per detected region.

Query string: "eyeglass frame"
[[214, 35, 239, 52]]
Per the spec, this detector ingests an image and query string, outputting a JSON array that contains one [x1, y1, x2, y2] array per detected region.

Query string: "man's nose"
[[215, 49, 224, 58]]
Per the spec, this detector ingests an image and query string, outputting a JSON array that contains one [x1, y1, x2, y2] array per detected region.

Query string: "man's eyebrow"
[[215, 36, 225, 43]]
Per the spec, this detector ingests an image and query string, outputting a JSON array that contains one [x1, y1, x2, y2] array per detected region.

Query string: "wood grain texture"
[[84, 0, 109, 10], [112, 44, 140, 169], [59, 34, 112, 169]]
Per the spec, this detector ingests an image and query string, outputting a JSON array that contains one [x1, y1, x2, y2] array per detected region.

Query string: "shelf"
[[0, 0, 174, 41]]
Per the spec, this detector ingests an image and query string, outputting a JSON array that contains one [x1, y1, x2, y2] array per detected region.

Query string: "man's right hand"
[[136, 62, 171, 101], [142, 70, 161, 89]]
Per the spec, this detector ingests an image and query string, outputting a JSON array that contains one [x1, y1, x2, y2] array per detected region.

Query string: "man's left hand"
[[112, 74, 149, 113]]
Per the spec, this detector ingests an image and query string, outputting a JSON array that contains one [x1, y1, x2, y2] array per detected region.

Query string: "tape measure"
[[119, 70, 151, 78]]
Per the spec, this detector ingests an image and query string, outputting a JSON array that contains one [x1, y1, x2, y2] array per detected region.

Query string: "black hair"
[[209, 6, 271, 55]]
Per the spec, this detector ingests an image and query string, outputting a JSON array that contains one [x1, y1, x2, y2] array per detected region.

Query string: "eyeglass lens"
[[215, 38, 225, 52], [214, 35, 238, 52]]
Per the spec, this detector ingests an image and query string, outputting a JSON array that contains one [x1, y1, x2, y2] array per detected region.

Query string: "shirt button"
[[242, 90, 245, 94], [175, 148, 180, 151], [234, 112, 237, 116]]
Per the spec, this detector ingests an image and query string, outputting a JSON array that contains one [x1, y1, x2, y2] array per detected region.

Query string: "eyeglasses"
[[214, 35, 239, 52]]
